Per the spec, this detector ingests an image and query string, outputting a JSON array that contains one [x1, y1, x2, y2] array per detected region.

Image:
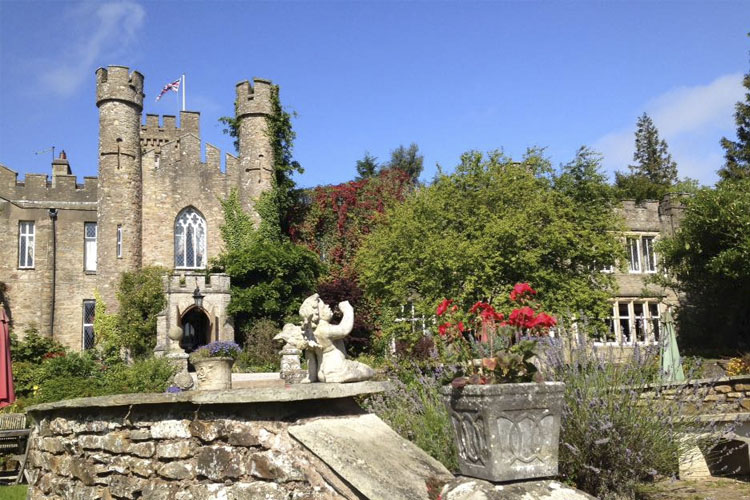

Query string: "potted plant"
[[190, 341, 242, 390], [436, 283, 564, 482]]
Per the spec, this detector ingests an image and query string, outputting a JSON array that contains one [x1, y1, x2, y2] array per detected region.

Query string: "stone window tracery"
[[174, 207, 206, 269]]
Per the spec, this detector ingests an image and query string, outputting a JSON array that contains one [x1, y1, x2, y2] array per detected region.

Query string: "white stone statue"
[[276, 294, 374, 383]]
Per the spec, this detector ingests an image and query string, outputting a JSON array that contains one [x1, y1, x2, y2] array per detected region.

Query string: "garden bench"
[[0, 413, 30, 485]]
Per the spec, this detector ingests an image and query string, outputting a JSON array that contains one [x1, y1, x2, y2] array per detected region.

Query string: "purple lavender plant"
[[191, 341, 242, 360], [165, 385, 182, 394]]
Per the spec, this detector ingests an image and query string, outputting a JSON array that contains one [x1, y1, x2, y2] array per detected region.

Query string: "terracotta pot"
[[192, 357, 234, 390], [441, 381, 565, 482]]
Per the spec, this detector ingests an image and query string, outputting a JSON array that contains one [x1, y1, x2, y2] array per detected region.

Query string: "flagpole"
[[182, 74, 186, 111]]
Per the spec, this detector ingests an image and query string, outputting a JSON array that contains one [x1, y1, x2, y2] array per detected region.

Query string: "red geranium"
[[436, 298, 453, 317]]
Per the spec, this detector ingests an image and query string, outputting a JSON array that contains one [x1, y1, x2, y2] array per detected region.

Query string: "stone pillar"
[[95, 66, 144, 311]]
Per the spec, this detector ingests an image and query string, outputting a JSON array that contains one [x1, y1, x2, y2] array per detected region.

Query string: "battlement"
[[96, 65, 144, 109], [235, 78, 273, 117], [141, 111, 201, 151], [0, 164, 97, 204]]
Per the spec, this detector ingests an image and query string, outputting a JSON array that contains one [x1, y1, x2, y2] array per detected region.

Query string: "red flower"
[[469, 301, 486, 314], [436, 299, 453, 317], [510, 282, 537, 302], [457, 321, 465, 333], [438, 322, 451, 337], [531, 313, 556, 329], [451, 305, 458, 313], [509, 306, 536, 329], [480, 305, 503, 323]]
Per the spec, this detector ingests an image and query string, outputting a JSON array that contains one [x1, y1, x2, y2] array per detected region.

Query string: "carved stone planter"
[[441, 381, 565, 482], [192, 357, 234, 390]]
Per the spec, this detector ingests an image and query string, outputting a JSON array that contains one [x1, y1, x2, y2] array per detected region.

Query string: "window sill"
[[84, 271, 97, 275], [17, 267, 35, 270]]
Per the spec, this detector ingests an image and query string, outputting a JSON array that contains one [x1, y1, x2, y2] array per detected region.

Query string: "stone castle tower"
[[0, 65, 275, 351]]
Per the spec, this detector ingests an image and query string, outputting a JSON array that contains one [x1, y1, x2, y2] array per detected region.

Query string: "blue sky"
[[1, 1, 749, 188]]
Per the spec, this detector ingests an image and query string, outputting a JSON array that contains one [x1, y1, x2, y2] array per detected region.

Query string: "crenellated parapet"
[[95, 66, 144, 110], [235, 78, 273, 118], [0, 165, 97, 205], [141, 111, 201, 151]]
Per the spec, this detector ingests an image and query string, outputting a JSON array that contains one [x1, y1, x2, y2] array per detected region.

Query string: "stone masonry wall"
[[26, 400, 363, 500], [0, 194, 97, 346], [639, 375, 750, 414]]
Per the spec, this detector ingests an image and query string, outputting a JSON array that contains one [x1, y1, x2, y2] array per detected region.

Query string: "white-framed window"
[[174, 207, 206, 269], [84, 222, 97, 272], [642, 236, 656, 273], [595, 300, 662, 345], [627, 237, 641, 273], [82, 300, 96, 350], [626, 235, 658, 274], [18, 221, 35, 268], [116, 225, 122, 258]]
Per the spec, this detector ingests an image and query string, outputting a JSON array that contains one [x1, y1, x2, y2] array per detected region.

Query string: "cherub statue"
[[298, 294, 375, 383]]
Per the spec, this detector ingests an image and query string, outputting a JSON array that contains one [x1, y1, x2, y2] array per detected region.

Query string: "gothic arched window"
[[174, 207, 206, 269]]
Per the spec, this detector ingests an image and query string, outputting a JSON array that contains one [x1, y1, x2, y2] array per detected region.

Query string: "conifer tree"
[[355, 152, 379, 180], [615, 113, 677, 201], [719, 71, 750, 181]]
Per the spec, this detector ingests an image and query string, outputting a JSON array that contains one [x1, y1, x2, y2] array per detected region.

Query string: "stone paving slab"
[[289, 413, 453, 500], [26, 381, 390, 413]]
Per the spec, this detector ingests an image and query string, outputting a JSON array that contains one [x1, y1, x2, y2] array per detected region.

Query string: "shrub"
[[10, 328, 65, 364], [116, 266, 167, 358], [362, 361, 458, 472], [99, 357, 177, 394], [543, 337, 721, 499], [234, 319, 281, 372]]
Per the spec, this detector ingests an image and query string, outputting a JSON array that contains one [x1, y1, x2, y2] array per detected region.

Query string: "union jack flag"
[[155, 78, 181, 102]]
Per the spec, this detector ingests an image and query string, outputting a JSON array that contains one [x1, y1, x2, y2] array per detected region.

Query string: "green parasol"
[[660, 308, 685, 382]]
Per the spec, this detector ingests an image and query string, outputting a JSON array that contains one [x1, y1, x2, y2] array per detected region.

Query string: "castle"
[[1, 65, 685, 355], [0, 65, 275, 353]]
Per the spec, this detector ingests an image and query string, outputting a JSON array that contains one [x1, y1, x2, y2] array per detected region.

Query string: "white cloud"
[[38, 1, 145, 96], [594, 73, 744, 185]]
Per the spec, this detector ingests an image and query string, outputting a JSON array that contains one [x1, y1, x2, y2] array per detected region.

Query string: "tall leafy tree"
[[719, 68, 750, 181], [386, 143, 423, 183], [356, 148, 622, 330], [615, 113, 678, 201], [655, 178, 750, 349]]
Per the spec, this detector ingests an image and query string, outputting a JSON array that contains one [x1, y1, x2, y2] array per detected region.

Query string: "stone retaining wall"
[[639, 375, 750, 413], [25, 384, 390, 500]]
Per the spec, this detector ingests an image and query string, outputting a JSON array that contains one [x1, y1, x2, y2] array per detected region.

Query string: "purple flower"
[[166, 385, 182, 394]]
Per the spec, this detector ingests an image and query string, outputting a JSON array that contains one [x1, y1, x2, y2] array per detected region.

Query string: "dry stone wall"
[[26, 400, 365, 500], [639, 375, 750, 413]]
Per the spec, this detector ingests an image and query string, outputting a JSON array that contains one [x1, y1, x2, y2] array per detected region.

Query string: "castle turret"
[[235, 78, 274, 216], [95, 66, 144, 310]]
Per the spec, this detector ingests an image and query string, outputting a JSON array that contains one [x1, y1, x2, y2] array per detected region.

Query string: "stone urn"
[[441, 381, 565, 482], [192, 357, 234, 390]]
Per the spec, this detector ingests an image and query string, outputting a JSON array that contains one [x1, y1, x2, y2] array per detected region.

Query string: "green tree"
[[355, 152, 380, 180], [356, 148, 622, 331], [386, 143, 423, 183], [654, 179, 750, 349], [216, 189, 322, 331], [615, 113, 678, 201], [116, 266, 167, 358], [719, 69, 750, 181]]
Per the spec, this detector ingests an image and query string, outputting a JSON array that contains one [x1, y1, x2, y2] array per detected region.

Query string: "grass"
[[0, 485, 27, 500]]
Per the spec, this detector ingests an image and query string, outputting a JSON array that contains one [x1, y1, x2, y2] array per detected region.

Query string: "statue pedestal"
[[167, 350, 193, 390], [279, 345, 307, 384]]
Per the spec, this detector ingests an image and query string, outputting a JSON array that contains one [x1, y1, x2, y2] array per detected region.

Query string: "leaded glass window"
[[18, 221, 34, 268], [84, 222, 97, 272], [175, 207, 206, 269], [82, 300, 96, 350]]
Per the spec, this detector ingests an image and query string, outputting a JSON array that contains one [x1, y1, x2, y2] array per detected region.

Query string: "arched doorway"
[[180, 307, 210, 353]]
